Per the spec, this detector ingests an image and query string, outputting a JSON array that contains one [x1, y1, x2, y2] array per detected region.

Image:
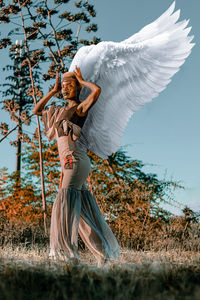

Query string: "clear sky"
[[0, 0, 199, 215], [89, 0, 200, 215]]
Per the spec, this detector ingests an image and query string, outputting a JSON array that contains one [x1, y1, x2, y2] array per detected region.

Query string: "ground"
[[0, 246, 200, 300]]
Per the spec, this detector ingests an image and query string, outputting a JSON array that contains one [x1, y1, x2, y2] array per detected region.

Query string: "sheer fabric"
[[49, 187, 120, 264]]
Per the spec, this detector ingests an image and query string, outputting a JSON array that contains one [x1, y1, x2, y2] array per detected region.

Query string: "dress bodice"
[[41, 104, 87, 162]]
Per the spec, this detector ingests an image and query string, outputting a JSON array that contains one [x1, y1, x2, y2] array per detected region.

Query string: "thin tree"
[[0, 41, 42, 182], [0, 0, 99, 232]]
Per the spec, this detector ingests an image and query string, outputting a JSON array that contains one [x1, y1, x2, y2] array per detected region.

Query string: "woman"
[[33, 66, 120, 266]]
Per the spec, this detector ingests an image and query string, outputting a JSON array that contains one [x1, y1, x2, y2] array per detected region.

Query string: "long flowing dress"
[[41, 104, 120, 265]]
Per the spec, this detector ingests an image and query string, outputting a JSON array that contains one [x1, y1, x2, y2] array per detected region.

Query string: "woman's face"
[[62, 79, 77, 99]]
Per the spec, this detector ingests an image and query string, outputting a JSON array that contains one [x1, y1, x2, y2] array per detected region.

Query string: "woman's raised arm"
[[32, 73, 61, 116], [73, 66, 101, 117]]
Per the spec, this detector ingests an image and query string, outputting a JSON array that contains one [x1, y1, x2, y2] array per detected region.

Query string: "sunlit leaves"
[[36, 7, 48, 18], [0, 37, 11, 48], [43, 39, 55, 47], [33, 21, 46, 29], [56, 29, 72, 41], [85, 24, 97, 32], [83, 3, 96, 17], [0, 122, 9, 136], [90, 36, 101, 45]]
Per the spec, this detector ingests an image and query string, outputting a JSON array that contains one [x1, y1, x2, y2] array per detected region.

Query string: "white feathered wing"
[[69, 1, 194, 159]]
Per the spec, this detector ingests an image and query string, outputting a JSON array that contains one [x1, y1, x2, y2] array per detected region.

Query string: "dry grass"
[[0, 245, 200, 300]]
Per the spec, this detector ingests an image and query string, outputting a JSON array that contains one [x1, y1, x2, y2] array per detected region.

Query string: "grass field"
[[0, 245, 200, 300]]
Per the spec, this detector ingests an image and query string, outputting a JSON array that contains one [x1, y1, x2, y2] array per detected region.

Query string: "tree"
[[0, 41, 43, 183], [0, 0, 99, 231]]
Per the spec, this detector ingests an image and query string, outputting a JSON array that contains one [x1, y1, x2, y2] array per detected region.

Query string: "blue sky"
[[0, 0, 199, 215], [90, 0, 199, 215]]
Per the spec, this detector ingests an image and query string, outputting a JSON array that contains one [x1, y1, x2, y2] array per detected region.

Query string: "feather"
[[68, 1, 195, 158]]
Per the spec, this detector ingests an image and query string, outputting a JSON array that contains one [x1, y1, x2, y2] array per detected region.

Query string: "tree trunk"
[[19, 4, 47, 233], [15, 106, 22, 184]]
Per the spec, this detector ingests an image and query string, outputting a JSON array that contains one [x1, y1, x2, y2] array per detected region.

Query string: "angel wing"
[[69, 1, 195, 159]]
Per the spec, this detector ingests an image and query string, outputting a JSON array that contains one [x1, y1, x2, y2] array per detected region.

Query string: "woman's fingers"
[[73, 66, 84, 87], [74, 69, 80, 79], [75, 65, 81, 75], [73, 70, 78, 79], [54, 72, 61, 92]]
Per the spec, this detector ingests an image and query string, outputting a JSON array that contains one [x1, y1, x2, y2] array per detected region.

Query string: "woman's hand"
[[74, 65, 101, 116], [76, 101, 89, 117], [53, 72, 61, 93], [73, 66, 85, 87], [32, 72, 61, 115]]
